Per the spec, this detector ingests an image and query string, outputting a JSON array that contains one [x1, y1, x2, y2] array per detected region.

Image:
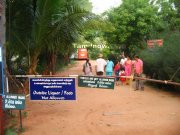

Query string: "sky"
[[90, 0, 122, 14]]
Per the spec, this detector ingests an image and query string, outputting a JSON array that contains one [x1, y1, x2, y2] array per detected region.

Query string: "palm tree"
[[6, 0, 93, 93], [6, 0, 33, 74], [28, 0, 93, 75]]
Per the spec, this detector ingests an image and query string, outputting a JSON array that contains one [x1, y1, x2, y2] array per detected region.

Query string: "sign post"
[[147, 39, 163, 48], [3, 94, 26, 110], [3, 94, 26, 131], [0, 47, 4, 95], [19, 110, 23, 131], [0, 0, 5, 134], [0, 50, 5, 134], [0, 96, 4, 135]]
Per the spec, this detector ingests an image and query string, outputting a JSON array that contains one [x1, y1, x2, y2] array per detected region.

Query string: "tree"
[[6, 0, 94, 93], [6, 0, 93, 75], [104, 0, 158, 56], [149, 0, 180, 39], [139, 0, 180, 89], [6, 0, 34, 74]]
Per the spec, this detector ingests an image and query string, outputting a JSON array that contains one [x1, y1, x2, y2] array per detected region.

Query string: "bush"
[[140, 30, 180, 89]]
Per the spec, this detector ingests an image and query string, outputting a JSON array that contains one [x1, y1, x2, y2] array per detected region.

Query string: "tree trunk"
[[51, 52, 57, 75], [43, 50, 57, 75], [24, 52, 39, 93], [43, 50, 51, 75], [27, 53, 39, 75], [5, 68, 24, 94]]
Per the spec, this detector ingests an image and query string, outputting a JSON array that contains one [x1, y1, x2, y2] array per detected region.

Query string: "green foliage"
[[5, 117, 18, 135], [140, 30, 180, 84], [105, 0, 158, 56], [73, 0, 93, 11], [32, 0, 93, 73], [6, 0, 33, 73], [5, 128, 18, 135], [140, 0, 180, 90], [88, 48, 101, 60], [6, 0, 93, 74], [155, 0, 180, 30], [23, 111, 28, 118], [101, 0, 180, 91], [19, 127, 26, 133], [78, 13, 117, 61]]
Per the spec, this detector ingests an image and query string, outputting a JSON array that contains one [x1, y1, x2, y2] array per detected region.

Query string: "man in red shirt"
[[134, 55, 144, 90]]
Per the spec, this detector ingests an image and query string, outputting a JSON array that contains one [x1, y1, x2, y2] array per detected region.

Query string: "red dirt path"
[[22, 60, 180, 135]]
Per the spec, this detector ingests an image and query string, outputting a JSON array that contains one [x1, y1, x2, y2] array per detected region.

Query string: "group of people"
[[82, 53, 144, 90]]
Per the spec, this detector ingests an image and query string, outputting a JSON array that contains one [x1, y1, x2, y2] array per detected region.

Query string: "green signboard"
[[78, 76, 115, 89], [3, 94, 26, 110]]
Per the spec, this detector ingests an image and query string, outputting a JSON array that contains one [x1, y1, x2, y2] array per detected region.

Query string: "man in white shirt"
[[120, 55, 127, 68], [95, 54, 107, 76]]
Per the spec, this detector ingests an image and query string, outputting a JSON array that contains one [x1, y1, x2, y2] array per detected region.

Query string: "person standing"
[[125, 56, 132, 76], [120, 55, 127, 69], [83, 58, 93, 76], [134, 55, 144, 90], [95, 54, 107, 76], [114, 61, 120, 85], [106, 58, 114, 76], [124, 56, 132, 84], [119, 68, 126, 85]]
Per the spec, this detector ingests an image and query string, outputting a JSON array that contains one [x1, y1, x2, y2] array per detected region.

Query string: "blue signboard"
[[0, 46, 4, 95], [30, 77, 76, 100]]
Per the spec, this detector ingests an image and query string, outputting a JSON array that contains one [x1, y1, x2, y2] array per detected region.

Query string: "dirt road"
[[22, 60, 180, 135]]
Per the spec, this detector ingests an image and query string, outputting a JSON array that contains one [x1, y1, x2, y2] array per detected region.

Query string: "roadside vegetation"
[[5, 0, 180, 91], [4, 0, 180, 133]]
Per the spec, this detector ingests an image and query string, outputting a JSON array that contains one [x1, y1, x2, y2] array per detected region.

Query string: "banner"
[[78, 76, 115, 89], [3, 94, 26, 110], [30, 77, 76, 100], [147, 39, 163, 48]]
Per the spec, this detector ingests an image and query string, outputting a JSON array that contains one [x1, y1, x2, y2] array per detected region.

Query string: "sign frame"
[[147, 39, 163, 48], [2, 94, 26, 110], [29, 77, 76, 100], [78, 76, 115, 89]]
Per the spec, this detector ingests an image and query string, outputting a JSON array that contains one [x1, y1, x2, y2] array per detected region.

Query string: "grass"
[[5, 128, 18, 135], [23, 111, 28, 118], [5, 110, 28, 135]]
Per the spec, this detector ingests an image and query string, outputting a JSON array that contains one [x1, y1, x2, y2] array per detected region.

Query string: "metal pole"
[[19, 110, 23, 131], [6, 77, 8, 93], [170, 67, 180, 81], [134, 76, 180, 86], [0, 96, 4, 135], [0, 0, 5, 134], [10, 74, 180, 86]]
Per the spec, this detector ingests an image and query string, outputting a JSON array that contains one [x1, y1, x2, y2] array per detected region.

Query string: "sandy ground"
[[21, 60, 180, 135]]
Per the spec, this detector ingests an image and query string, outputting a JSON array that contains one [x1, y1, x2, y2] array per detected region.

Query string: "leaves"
[[104, 0, 158, 56], [140, 30, 180, 83], [6, 0, 93, 74]]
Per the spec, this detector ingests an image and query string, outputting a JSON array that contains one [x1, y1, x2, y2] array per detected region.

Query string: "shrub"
[[140, 30, 180, 89]]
